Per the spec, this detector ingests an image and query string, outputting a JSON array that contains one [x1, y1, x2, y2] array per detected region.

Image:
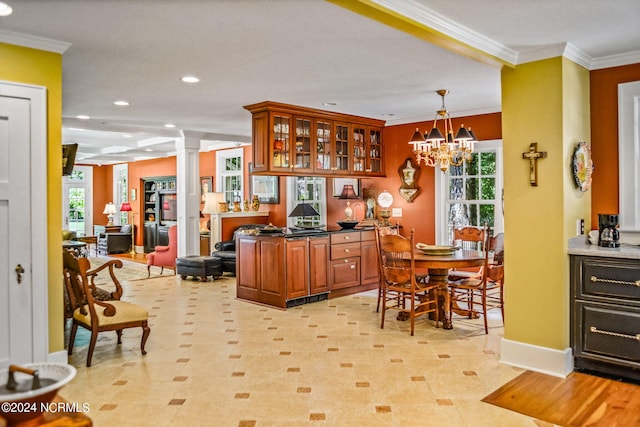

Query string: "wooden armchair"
[[375, 228, 439, 335], [63, 250, 150, 367], [62, 249, 125, 319]]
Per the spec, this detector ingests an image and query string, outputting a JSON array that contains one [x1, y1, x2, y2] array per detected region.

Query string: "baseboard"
[[500, 338, 574, 378], [47, 350, 69, 364]]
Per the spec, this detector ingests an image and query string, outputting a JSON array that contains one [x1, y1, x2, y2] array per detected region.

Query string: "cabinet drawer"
[[330, 232, 360, 245], [579, 257, 640, 301], [360, 230, 375, 241], [577, 302, 640, 363], [331, 242, 361, 260]]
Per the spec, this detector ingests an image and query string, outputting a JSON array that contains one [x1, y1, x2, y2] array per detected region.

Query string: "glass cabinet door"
[[272, 114, 291, 170], [334, 124, 349, 173], [315, 120, 333, 172], [367, 129, 382, 173], [294, 117, 312, 171], [352, 127, 366, 173]]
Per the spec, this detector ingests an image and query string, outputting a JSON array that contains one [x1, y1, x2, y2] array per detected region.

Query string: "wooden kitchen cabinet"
[[244, 101, 385, 177], [237, 234, 329, 309]]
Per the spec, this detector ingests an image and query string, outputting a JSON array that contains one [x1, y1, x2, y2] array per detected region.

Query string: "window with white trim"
[[216, 148, 243, 205], [435, 140, 503, 244], [286, 176, 326, 228]]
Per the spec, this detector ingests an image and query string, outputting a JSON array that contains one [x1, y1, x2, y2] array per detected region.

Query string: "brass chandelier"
[[409, 89, 476, 172]]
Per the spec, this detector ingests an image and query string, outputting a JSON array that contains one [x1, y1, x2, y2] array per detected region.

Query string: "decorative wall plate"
[[572, 141, 593, 192]]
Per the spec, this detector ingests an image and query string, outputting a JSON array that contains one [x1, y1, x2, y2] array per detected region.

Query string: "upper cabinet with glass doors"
[[244, 101, 385, 177]]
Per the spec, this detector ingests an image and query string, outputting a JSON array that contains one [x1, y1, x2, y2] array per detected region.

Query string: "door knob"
[[15, 264, 25, 284]]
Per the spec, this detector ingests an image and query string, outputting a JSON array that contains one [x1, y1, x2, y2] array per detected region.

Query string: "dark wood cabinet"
[[142, 176, 176, 252], [570, 254, 640, 382], [244, 101, 385, 177]]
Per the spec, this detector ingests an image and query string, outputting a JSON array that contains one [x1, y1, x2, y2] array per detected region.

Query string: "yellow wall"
[[501, 57, 590, 350], [0, 42, 64, 354]]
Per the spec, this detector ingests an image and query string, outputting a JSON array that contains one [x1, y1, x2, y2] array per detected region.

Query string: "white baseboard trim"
[[47, 350, 69, 364], [501, 338, 574, 378]]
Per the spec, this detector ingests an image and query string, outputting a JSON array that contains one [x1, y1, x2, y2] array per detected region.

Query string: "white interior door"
[[0, 82, 48, 367]]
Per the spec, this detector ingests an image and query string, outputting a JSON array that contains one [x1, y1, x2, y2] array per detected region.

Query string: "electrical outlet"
[[576, 219, 585, 235]]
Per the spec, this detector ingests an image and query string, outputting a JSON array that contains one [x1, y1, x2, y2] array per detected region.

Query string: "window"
[[216, 148, 243, 205], [63, 166, 93, 235], [435, 140, 503, 244], [113, 164, 128, 225], [286, 176, 326, 228]]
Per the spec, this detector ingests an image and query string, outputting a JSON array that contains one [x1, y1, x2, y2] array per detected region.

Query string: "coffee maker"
[[598, 213, 620, 248]]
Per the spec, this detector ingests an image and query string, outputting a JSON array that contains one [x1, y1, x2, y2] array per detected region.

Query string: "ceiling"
[[1, 0, 639, 165]]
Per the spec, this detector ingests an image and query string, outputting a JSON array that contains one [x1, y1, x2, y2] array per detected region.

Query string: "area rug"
[[87, 256, 150, 283], [482, 370, 640, 426]]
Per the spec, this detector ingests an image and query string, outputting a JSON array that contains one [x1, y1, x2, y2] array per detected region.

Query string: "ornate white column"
[[175, 130, 204, 257]]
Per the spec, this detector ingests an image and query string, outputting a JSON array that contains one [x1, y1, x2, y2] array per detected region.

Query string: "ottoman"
[[176, 255, 222, 282]]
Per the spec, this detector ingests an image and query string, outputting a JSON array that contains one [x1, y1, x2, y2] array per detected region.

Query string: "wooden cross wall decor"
[[522, 142, 547, 186]]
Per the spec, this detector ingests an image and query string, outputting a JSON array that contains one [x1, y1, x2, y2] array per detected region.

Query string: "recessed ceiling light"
[[114, 100, 130, 106], [76, 115, 90, 120], [181, 76, 200, 83], [382, 113, 395, 117], [164, 123, 176, 128], [0, 2, 13, 16], [123, 134, 132, 138], [322, 102, 337, 106]]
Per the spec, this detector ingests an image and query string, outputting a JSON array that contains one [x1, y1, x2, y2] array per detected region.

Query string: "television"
[[160, 193, 177, 225], [62, 143, 78, 176]]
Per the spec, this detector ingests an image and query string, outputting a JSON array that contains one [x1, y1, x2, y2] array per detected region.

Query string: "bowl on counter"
[[588, 230, 599, 245], [337, 220, 359, 229]]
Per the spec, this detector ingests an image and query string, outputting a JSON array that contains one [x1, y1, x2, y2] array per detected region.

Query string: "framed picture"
[[332, 178, 360, 198], [251, 175, 279, 204], [200, 176, 213, 203]]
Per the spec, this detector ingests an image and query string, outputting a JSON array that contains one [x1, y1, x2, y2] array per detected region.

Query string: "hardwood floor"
[[482, 370, 640, 426]]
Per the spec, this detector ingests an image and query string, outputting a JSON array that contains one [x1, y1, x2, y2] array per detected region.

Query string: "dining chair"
[[374, 224, 398, 312], [448, 225, 487, 281], [449, 232, 504, 333], [375, 227, 439, 335], [63, 250, 150, 367]]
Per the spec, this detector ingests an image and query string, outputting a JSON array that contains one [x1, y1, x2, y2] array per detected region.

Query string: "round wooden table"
[[413, 249, 485, 329]]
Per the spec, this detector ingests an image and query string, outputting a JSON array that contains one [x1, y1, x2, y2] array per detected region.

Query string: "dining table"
[[412, 249, 485, 329]]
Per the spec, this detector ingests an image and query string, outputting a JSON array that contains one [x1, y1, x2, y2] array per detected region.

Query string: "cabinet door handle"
[[590, 275, 640, 287], [344, 249, 349, 253], [590, 326, 640, 341], [344, 236, 349, 240]]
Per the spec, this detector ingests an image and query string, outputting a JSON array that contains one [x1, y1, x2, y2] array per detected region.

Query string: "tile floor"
[[61, 263, 549, 427]]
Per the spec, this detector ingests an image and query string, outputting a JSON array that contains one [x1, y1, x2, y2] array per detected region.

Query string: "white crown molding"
[[0, 29, 70, 54], [592, 50, 640, 70], [372, 0, 518, 66]]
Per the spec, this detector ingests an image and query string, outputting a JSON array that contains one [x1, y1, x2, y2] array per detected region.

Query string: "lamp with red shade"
[[119, 202, 136, 255]]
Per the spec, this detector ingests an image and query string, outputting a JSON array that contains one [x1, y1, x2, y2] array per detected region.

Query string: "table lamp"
[[119, 202, 136, 255], [103, 202, 117, 226], [202, 192, 226, 249], [288, 201, 320, 229], [377, 190, 393, 226], [338, 184, 358, 221]]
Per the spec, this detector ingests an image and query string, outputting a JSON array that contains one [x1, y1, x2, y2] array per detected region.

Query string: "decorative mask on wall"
[[398, 157, 420, 202]]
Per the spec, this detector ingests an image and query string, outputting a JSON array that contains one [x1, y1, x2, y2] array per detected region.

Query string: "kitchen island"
[[568, 236, 640, 382], [236, 227, 379, 309]]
